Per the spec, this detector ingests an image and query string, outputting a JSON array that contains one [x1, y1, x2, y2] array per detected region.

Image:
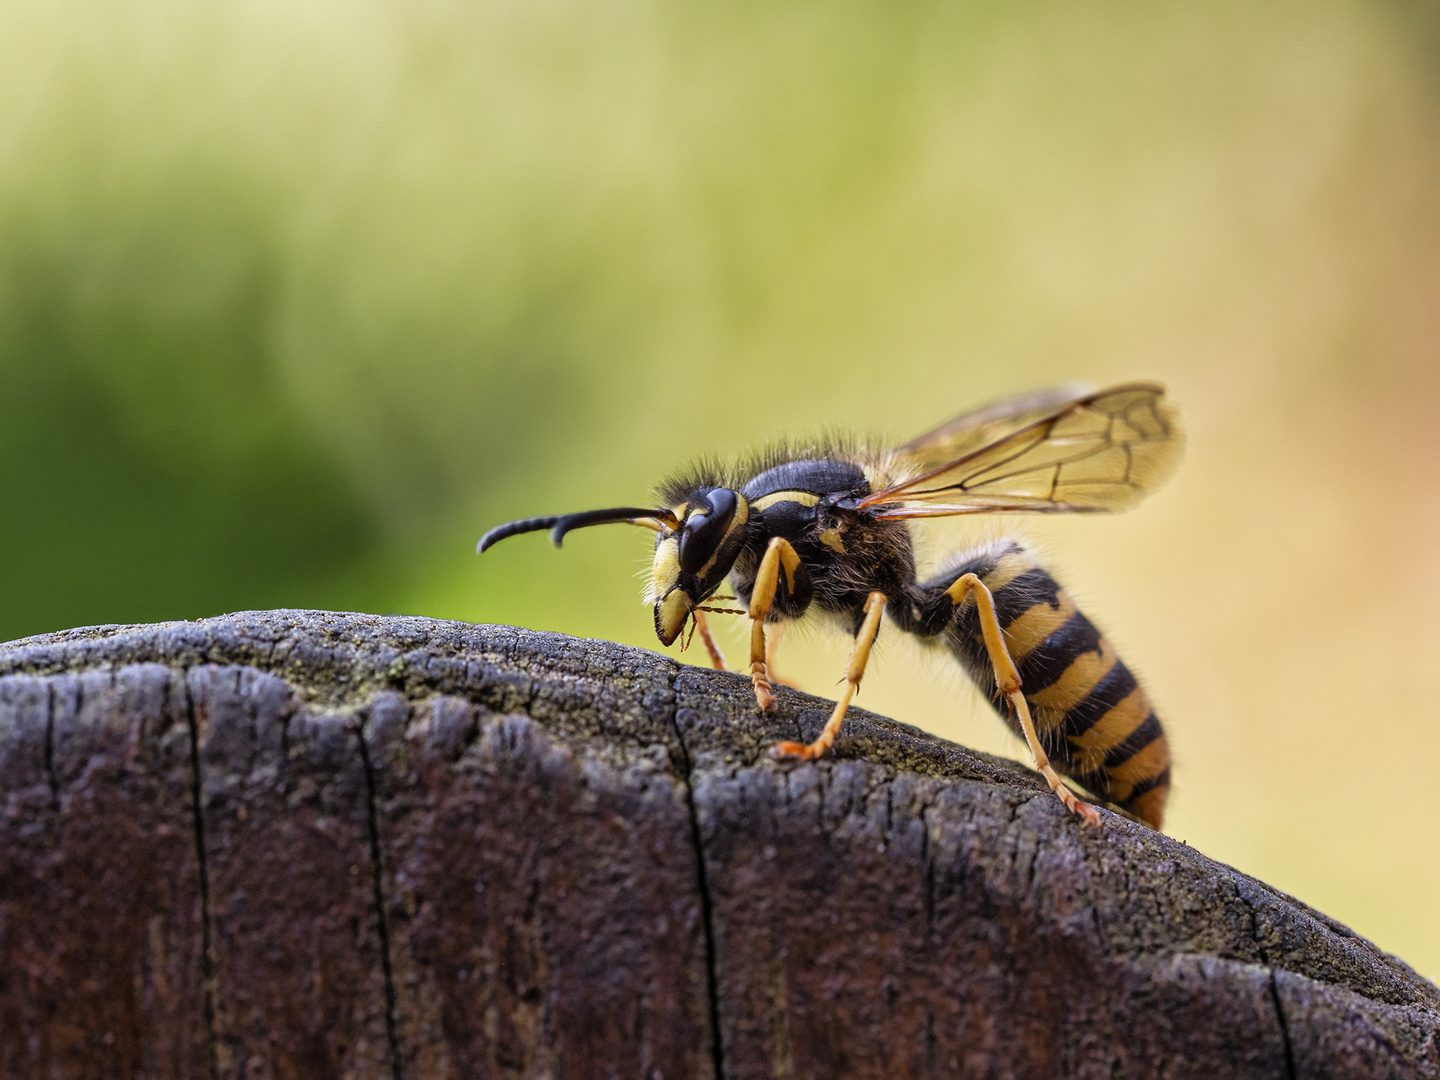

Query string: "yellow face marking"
[[980, 548, 1039, 594], [750, 490, 821, 512], [647, 535, 681, 604], [1026, 637, 1119, 720], [656, 589, 692, 646], [1066, 686, 1153, 771], [1001, 592, 1078, 661]]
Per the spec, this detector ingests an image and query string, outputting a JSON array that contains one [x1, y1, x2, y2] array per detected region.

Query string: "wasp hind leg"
[[944, 573, 1102, 827], [771, 591, 886, 762]]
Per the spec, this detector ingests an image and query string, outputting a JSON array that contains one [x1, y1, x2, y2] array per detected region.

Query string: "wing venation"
[[864, 382, 1181, 516]]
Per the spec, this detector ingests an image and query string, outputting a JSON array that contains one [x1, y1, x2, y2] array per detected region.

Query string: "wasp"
[[478, 383, 1182, 829]]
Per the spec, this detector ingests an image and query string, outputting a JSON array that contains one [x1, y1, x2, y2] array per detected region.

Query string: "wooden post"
[[1, 612, 1436, 1079]]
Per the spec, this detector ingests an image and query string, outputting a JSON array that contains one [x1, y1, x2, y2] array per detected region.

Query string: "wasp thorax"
[[651, 487, 749, 645]]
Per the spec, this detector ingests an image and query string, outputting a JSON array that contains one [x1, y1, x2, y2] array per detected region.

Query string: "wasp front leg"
[[945, 573, 1102, 827], [747, 537, 803, 711], [772, 591, 886, 761], [691, 608, 728, 671]]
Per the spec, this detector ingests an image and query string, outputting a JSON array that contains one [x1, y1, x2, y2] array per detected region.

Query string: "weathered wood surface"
[[0, 610, 1436, 1080]]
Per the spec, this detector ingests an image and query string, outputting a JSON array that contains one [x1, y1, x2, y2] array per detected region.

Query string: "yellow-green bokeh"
[[3, 0, 1438, 977]]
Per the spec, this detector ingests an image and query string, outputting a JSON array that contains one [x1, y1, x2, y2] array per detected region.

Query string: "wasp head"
[[649, 487, 750, 646]]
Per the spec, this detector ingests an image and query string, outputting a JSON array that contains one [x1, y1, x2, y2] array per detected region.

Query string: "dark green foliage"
[[0, 185, 377, 641]]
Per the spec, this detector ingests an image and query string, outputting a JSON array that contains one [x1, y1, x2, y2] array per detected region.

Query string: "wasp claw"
[[752, 675, 777, 712], [769, 740, 814, 760]]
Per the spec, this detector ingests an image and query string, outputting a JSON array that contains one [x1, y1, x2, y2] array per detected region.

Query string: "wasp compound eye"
[[678, 488, 738, 575]]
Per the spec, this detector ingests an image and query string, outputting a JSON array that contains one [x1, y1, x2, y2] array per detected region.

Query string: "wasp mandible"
[[478, 383, 1182, 829]]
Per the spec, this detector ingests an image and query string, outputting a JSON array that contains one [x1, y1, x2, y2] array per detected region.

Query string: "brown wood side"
[[1, 611, 1435, 1079]]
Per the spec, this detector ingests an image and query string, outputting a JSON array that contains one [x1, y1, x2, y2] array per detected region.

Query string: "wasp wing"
[[861, 382, 1181, 514], [893, 382, 1096, 468]]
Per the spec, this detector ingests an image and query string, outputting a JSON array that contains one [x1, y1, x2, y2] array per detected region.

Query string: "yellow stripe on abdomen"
[[979, 547, 1040, 594], [1026, 637, 1118, 709]]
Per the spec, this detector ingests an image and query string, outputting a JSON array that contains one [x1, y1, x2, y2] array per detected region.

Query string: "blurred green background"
[[4, 0, 1439, 976]]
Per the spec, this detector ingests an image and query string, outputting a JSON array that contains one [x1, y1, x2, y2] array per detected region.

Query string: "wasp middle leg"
[[771, 590, 886, 761]]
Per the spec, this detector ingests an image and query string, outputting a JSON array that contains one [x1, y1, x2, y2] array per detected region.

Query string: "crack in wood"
[[1269, 969, 1299, 1080], [41, 680, 59, 812], [357, 717, 405, 1080], [183, 678, 221, 1080], [671, 697, 727, 1080]]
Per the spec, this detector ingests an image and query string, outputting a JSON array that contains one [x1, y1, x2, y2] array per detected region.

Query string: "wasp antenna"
[[548, 507, 672, 547], [476, 516, 564, 554], [479, 506, 672, 554]]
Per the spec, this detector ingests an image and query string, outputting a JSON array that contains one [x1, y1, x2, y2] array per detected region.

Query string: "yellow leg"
[[692, 608, 728, 671], [748, 537, 802, 712], [771, 591, 886, 761], [946, 573, 1101, 827]]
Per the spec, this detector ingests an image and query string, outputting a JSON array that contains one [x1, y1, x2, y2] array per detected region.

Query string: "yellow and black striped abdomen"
[[933, 540, 1171, 829]]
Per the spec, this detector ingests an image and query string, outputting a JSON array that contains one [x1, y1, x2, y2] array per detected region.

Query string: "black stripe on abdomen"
[[1014, 613, 1103, 693], [1103, 712, 1164, 769], [990, 568, 1063, 629], [1060, 661, 1139, 738]]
